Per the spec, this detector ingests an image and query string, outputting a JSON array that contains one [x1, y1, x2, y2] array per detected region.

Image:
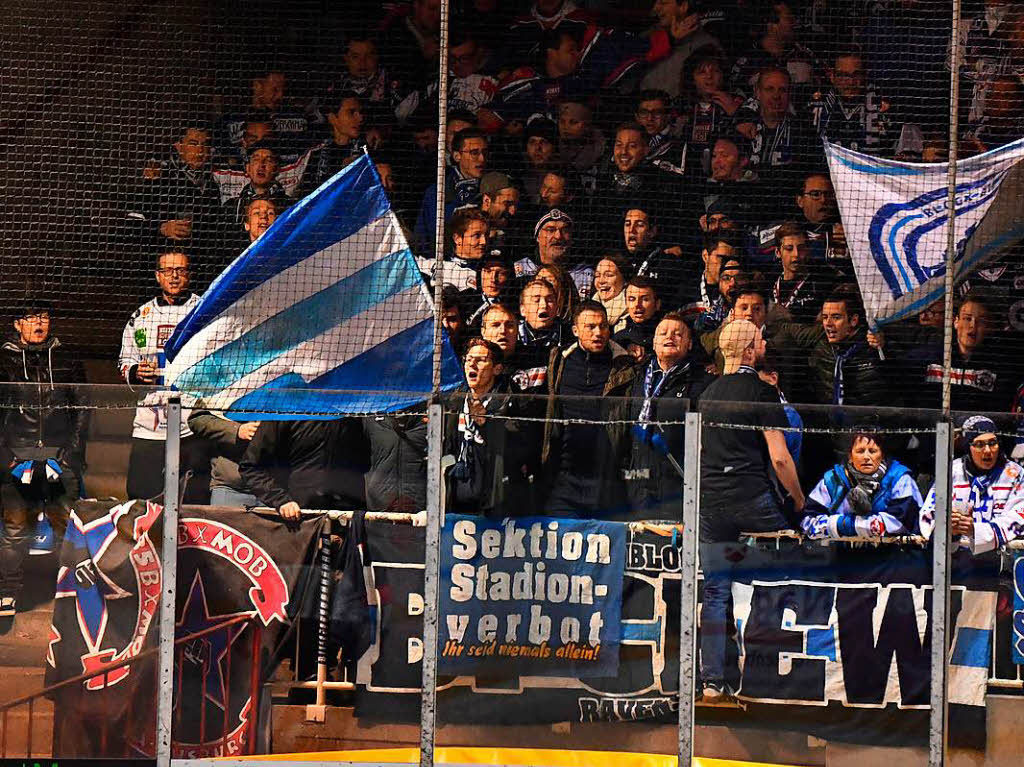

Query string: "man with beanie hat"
[[514, 208, 593, 299], [697, 319, 803, 701], [920, 415, 1024, 555], [0, 299, 88, 619]]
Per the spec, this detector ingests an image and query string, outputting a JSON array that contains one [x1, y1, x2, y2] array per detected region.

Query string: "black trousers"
[[0, 467, 79, 599]]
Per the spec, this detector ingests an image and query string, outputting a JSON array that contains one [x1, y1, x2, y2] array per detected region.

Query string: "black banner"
[[351, 522, 993, 748], [46, 501, 323, 759]]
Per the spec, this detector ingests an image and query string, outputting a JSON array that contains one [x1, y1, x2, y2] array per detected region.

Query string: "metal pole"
[[156, 398, 182, 766], [430, 0, 451, 396], [941, 0, 963, 416], [419, 403, 445, 767], [929, 421, 953, 767], [677, 412, 702, 767]]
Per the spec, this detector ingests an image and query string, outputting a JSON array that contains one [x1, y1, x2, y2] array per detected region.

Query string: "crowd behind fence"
[[3, 0, 1024, 764]]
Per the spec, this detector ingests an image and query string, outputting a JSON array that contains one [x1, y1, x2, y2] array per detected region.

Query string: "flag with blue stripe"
[[825, 139, 1024, 329], [164, 154, 463, 418]]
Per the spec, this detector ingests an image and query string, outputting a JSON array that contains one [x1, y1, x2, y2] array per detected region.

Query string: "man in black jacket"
[[0, 301, 88, 617], [238, 420, 367, 519], [624, 312, 712, 520]]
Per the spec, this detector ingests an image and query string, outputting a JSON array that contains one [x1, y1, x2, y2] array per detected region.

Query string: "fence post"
[[420, 402, 445, 767], [677, 412, 702, 767], [156, 397, 182, 766], [929, 420, 953, 766], [941, 0, 963, 415], [430, 0, 451, 395]]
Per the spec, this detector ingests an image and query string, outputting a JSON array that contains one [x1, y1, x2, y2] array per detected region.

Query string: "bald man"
[[696, 319, 804, 701]]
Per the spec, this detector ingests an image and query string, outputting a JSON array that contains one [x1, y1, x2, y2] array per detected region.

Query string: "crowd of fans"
[[1, 0, 1024, 651]]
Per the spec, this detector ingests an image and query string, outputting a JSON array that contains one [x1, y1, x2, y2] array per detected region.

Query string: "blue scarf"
[[638, 359, 686, 426], [832, 342, 861, 404]]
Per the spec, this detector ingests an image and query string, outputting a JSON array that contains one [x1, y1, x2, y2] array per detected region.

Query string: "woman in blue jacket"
[[801, 431, 923, 540]]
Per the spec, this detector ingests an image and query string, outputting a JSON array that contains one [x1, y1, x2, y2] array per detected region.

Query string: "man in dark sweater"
[[541, 302, 638, 518], [697, 319, 804, 701]]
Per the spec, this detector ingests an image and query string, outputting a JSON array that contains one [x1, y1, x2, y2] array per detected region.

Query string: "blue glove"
[[801, 514, 831, 540], [11, 460, 33, 481]]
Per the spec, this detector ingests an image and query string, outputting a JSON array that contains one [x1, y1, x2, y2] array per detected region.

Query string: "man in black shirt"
[[697, 319, 804, 700]]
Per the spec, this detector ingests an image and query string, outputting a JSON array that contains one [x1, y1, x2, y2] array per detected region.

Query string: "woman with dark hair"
[[920, 415, 1024, 554], [800, 430, 922, 540], [593, 253, 633, 332]]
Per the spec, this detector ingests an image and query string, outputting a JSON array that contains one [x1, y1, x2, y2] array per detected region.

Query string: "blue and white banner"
[[825, 139, 1024, 328], [165, 154, 462, 418], [438, 515, 626, 677]]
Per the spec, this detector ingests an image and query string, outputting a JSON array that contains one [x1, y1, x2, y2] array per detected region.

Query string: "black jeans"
[[0, 467, 80, 599], [698, 489, 788, 685]]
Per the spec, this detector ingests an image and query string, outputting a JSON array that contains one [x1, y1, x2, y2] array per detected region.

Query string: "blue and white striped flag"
[[164, 154, 463, 418], [825, 139, 1024, 329]]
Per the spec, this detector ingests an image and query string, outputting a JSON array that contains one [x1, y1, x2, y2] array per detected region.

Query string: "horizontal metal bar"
[[285, 681, 356, 691]]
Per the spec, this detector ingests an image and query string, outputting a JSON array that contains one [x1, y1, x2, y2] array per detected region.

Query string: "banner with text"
[[439, 515, 626, 677], [353, 522, 993, 748]]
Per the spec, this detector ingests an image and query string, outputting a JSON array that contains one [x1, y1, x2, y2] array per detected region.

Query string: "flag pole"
[[941, 0, 963, 418]]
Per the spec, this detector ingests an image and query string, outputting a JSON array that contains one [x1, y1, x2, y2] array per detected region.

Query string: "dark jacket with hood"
[[0, 335, 88, 472]]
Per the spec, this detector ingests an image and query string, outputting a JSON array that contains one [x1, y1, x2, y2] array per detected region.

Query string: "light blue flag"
[[825, 139, 1024, 329], [164, 154, 463, 419]]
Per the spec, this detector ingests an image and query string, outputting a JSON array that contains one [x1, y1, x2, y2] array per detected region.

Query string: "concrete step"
[[85, 438, 132, 476], [83, 471, 126, 501]]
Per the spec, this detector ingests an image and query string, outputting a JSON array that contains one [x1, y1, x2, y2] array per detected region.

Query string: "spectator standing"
[[131, 121, 224, 261], [624, 312, 712, 520], [415, 127, 488, 246], [187, 412, 261, 507], [118, 252, 206, 503], [0, 301, 88, 619], [445, 339, 537, 517], [514, 209, 593, 299], [698, 319, 804, 700], [222, 141, 289, 226], [239, 419, 367, 518], [542, 302, 639, 518]]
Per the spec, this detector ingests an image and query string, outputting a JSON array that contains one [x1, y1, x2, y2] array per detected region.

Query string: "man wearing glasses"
[[118, 250, 205, 503], [0, 300, 87, 619], [920, 415, 1024, 556]]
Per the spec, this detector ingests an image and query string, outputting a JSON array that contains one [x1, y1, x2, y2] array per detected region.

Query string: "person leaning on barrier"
[[623, 312, 713, 521], [187, 411, 260, 508], [800, 430, 922, 540], [238, 419, 368, 520], [542, 301, 640, 519], [920, 415, 1024, 555], [697, 319, 804, 701], [0, 300, 88, 619], [445, 338, 537, 518]]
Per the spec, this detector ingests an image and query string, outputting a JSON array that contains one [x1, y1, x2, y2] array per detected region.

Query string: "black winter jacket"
[[239, 419, 367, 510], [623, 359, 713, 520], [362, 413, 429, 512], [0, 336, 88, 471]]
